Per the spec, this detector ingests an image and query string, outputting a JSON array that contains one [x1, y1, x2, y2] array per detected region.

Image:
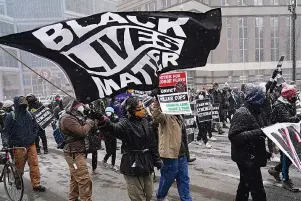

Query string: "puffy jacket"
[[100, 117, 161, 176], [272, 97, 300, 124], [2, 96, 37, 147], [60, 113, 92, 153], [228, 105, 267, 167]]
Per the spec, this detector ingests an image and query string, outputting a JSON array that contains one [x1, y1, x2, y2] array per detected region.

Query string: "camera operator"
[[60, 96, 95, 201]]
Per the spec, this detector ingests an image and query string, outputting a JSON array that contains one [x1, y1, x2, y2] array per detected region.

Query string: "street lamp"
[[288, 0, 297, 82]]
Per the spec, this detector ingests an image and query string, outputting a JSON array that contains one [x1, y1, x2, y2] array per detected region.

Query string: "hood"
[[13, 96, 27, 113], [62, 96, 79, 113]]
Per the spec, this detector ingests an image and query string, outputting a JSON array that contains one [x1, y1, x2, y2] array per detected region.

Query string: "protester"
[[26, 94, 48, 154], [228, 84, 267, 201], [153, 98, 192, 201], [52, 94, 61, 112], [268, 84, 300, 192], [0, 100, 14, 139], [2, 96, 46, 192], [53, 99, 64, 120], [0, 101, 4, 134], [195, 90, 215, 148], [99, 96, 163, 201], [221, 83, 230, 128], [227, 88, 237, 122], [60, 96, 94, 201], [212, 83, 225, 134], [102, 107, 119, 171]]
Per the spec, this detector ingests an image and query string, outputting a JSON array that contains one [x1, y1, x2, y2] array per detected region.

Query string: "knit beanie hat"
[[245, 83, 265, 105]]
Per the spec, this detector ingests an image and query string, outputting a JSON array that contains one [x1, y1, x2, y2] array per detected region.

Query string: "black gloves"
[[154, 159, 164, 170]]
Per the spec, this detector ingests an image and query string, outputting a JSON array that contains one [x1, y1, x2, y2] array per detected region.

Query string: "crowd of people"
[[0, 68, 300, 201]]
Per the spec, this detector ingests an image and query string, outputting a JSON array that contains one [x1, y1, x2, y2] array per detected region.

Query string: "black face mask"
[[19, 104, 27, 111], [289, 97, 297, 103]]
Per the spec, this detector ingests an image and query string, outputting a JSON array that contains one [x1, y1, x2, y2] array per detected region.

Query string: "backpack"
[[53, 125, 65, 149]]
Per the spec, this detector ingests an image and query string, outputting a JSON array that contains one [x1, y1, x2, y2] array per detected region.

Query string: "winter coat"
[[228, 105, 267, 167], [100, 117, 161, 177], [272, 97, 300, 124], [53, 105, 63, 120], [152, 104, 189, 159], [212, 89, 223, 104], [103, 114, 119, 153], [60, 113, 92, 153], [261, 96, 273, 127], [2, 96, 37, 147], [228, 94, 237, 111]]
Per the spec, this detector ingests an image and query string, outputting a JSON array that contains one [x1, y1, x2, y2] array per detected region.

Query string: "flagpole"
[[0, 45, 76, 100]]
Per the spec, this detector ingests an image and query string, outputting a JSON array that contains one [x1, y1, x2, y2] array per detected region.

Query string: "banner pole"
[[0, 45, 76, 100]]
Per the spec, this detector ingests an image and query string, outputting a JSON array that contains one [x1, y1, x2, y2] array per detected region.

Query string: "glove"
[[154, 159, 164, 170], [272, 69, 282, 79]]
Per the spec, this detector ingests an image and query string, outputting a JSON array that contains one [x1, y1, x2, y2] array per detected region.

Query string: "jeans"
[[275, 152, 292, 181], [157, 156, 192, 201], [236, 163, 266, 201]]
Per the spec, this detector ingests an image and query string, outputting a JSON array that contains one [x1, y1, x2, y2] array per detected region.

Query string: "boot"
[[218, 130, 225, 135], [44, 148, 48, 154], [33, 185, 46, 192], [188, 157, 196, 163], [223, 124, 229, 129], [36, 149, 42, 155], [282, 179, 299, 192], [268, 167, 281, 182]]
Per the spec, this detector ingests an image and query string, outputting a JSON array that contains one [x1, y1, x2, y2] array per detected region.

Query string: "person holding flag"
[[268, 84, 300, 192]]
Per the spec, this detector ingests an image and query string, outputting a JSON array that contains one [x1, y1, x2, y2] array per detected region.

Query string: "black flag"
[[0, 10, 221, 103]]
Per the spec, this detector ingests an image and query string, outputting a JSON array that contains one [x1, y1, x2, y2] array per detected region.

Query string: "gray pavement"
[[0, 125, 300, 201]]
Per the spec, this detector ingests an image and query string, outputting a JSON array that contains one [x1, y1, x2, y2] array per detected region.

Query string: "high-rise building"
[[0, 0, 117, 100], [118, 0, 301, 89]]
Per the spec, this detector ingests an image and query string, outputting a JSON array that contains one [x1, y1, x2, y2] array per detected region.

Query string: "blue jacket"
[[2, 97, 37, 147]]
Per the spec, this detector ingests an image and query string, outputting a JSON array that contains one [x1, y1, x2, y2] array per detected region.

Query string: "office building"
[[0, 0, 117, 100]]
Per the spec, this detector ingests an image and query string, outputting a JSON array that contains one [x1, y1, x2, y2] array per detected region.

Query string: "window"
[[270, 17, 279, 61], [0, 21, 14, 37], [254, 0, 263, 5], [255, 17, 264, 62], [227, 18, 232, 62], [238, 17, 248, 62], [238, 0, 247, 5], [270, 0, 279, 5], [0, 3, 4, 15], [221, 0, 229, 6], [0, 48, 18, 68], [145, 2, 155, 11], [286, 17, 292, 60], [161, 0, 171, 8]]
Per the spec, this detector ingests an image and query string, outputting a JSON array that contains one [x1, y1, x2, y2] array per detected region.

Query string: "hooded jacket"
[[272, 97, 300, 124], [2, 96, 37, 147], [59, 97, 92, 153], [228, 104, 267, 167]]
